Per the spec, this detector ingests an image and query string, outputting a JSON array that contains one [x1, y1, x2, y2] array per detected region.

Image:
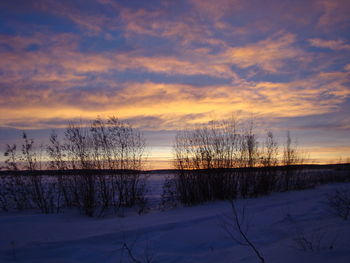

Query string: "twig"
[[220, 200, 265, 263]]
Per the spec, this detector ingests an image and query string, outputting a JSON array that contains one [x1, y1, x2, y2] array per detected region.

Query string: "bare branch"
[[220, 201, 265, 263]]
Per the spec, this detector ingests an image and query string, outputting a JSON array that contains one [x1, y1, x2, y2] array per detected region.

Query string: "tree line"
[[162, 119, 348, 206], [1, 117, 302, 172], [162, 119, 308, 206], [0, 117, 147, 216], [3, 116, 145, 171], [1, 116, 349, 215]]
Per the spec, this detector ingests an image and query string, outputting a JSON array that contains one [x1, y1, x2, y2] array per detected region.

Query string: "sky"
[[0, 0, 349, 169]]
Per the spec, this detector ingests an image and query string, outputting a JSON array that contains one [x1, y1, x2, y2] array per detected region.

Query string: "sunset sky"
[[0, 0, 349, 168]]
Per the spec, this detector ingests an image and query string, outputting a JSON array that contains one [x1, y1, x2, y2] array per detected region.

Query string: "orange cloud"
[[1, 66, 349, 130], [223, 33, 306, 72], [0, 31, 239, 85], [115, 54, 237, 79]]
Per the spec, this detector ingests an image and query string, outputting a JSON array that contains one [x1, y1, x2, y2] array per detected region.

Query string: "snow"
[[0, 181, 350, 263]]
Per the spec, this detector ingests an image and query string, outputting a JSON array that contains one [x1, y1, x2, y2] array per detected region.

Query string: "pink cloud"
[[317, 0, 350, 29], [309, 38, 350, 51]]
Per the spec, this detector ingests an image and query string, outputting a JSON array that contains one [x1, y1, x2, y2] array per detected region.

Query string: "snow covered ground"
[[0, 182, 350, 263]]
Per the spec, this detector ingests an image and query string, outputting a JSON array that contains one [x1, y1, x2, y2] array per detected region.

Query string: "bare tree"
[[17, 132, 56, 213], [52, 117, 148, 216], [260, 131, 278, 167], [240, 120, 259, 168], [47, 130, 71, 209], [282, 131, 302, 167], [171, 119, 241, 204], [21, 132, 37, 171], [4, 144, 19, 171], [47, 130, 67, 170], [105, 117, 147, 209], [173, 119, 240, 170], [170, 118, 282, 204], [255, 131, 279, 195], [281, 131, 306, 191], [64, 122, 93, 170], [90, 117, 112, 170]]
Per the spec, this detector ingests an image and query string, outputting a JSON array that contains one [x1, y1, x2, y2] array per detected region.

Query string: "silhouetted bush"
[[1, 116, 148, 217], [163, 118, 349, 207], [327, 189, 350, 220]]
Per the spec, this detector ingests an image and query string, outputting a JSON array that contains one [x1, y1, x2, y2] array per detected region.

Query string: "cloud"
[[1, 66, 349, 130], [0, 31, 240, 90], [115, 54, 237, 79], [309, 38, 350, 51], [0, 0, 350, 167], [223, 33, 307, 72], [117, 4, 227, 48], [0, 22, 348, 132], [317, 0, 350, 29], [34, 0, 119, 34], [190, 0, 242, 21]]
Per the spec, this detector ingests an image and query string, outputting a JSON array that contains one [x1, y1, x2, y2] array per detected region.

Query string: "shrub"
[[327, 189, 350, 220]]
